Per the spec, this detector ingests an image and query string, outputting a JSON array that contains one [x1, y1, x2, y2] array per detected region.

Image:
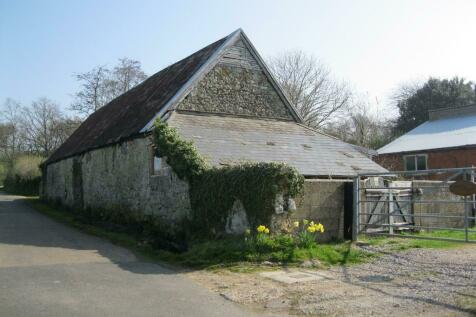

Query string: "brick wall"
[[376, 147, 476, 171]]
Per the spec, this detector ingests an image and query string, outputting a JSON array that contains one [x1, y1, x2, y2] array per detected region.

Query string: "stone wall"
[[178, 64, 293, 120], [293, 179, 348, 241], [177, 38, 294, 120], [44, 148, 349, 241], [42, 136, 191, 224]]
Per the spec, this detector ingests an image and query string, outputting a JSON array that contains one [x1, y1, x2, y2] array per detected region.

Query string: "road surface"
[[0, 192, 259, 317]]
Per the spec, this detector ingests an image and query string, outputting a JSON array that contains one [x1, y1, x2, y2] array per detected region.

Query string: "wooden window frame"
[[403, 154, 428, 171]]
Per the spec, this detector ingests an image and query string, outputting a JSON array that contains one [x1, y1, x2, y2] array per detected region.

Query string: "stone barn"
[[41, 29, 386, 239]]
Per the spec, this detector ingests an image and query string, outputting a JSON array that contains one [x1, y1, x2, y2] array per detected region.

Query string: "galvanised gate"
[[353, 167, 476, 243]]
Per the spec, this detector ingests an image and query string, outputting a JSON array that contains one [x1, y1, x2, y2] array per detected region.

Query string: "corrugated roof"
[[44, 35, 228, 165], [169, 112, 387, 177], [378, 113, 476, 154]]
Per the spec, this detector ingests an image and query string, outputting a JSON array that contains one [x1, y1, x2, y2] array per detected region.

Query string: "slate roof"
[[378, 113, 476, 154], [44, 28, 386, 177], [169, 112, 387, 177], [44, 35, 227, 165]]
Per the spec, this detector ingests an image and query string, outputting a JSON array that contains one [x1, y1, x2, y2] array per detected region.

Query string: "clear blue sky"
[[2, 0, 476, 117]]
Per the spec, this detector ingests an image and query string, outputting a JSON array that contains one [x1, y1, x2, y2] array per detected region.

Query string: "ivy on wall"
[[153, 119, 304, 237]]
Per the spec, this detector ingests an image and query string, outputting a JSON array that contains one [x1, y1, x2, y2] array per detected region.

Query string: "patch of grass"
[[360, 226, 476, 251], [0, 161, 7, 186], [158, 238, 374, 269], [415, 227, 476, 241], [30, 198, 471, 271], [26, 198, 374, 269]]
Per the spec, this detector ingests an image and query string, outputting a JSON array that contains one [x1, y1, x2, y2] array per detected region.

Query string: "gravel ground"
[[186, 245, 476, 316]]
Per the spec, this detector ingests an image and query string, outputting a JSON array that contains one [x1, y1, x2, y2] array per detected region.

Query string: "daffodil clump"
[[257, 225, 270, 234], [293, 219, 325, 248], [244, 220, 325, 253], [243, 224, 273, 253]]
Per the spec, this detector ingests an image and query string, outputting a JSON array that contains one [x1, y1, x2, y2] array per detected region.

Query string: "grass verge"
[[360, 226, 475, 251], [26, 198, 375, 270]]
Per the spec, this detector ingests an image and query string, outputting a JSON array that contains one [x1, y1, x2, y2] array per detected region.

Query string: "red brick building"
[[376, 105, 476, 171]]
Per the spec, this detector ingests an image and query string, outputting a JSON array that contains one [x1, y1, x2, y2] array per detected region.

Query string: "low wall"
[[294, 179, 348, 241]]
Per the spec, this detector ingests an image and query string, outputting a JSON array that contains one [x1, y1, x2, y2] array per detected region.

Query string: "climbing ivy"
[[153, 119, 304, 237]]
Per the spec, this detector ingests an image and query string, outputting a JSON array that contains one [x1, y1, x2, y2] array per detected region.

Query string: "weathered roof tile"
[[169, 112, 387, 177], [44, 36, 227, 165]]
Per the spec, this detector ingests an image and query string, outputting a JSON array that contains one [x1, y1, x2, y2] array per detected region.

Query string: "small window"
[[405, 156, 416, 171], [150, 155, 165, 175], [416, 155, 427, 170], [404, 154, 427, 171], [153, 156, 162, 174]]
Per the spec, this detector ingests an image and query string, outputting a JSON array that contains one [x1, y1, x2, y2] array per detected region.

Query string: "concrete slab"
[[259, 269, 332, 284]]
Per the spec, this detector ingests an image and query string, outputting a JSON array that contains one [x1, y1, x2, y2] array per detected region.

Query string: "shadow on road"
[[0, 192, 177, 276]]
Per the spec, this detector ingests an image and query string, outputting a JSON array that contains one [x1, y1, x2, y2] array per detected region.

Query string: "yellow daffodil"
[[257, 225, 266, 233], [309, 221, 315, 227], [307, 226, 316, 233], [319, 223, 325, 233], [264, 228, 270, 234], [293, 221, 300, 228], [303, 219, 309, 225]]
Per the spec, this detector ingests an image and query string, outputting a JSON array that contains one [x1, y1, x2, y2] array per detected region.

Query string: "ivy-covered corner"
[[153, 119, 305, 238]]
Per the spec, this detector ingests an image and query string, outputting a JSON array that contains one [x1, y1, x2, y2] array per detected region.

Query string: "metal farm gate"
[[353, 167, 476, 243]]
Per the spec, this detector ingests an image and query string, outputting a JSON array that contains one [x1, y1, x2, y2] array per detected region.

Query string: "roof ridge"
[[44, 32, 230, 166]]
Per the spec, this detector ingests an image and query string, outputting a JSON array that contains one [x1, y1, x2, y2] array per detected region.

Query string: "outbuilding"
[[376, 105, 476, 172], [41, 29, 386, 240]]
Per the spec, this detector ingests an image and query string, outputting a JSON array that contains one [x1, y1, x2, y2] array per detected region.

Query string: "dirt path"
[[187, 245, 476, 316]]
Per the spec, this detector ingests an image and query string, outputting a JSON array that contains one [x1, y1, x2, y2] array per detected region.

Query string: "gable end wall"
[[177, 38, 294, 120]]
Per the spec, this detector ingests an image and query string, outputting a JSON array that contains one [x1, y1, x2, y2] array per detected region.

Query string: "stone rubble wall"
[[178, 64, 293, 120], [177, 38, 294, 120], [42, 136, 191, 224]]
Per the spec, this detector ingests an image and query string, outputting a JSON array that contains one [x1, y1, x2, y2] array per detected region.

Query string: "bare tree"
[[0, 98, 24, 163], [70, 66, 110, 117], [19, 98, 67, 156], [268, 51, 352, 128], [390, 80, 422, 105], [70, 58, 147, 117], [325, 97, 393, 150], [111, 58, 147, 94]]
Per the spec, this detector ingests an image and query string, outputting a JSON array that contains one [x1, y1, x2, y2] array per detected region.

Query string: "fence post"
[[388, 190, 394, 235], [352, 176, 360, 241], [464, 170, 470, 242], [471, 167, 475, 228]]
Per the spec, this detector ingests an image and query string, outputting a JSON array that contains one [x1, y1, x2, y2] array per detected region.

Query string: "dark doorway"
[[343, 182, 354, 240]]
